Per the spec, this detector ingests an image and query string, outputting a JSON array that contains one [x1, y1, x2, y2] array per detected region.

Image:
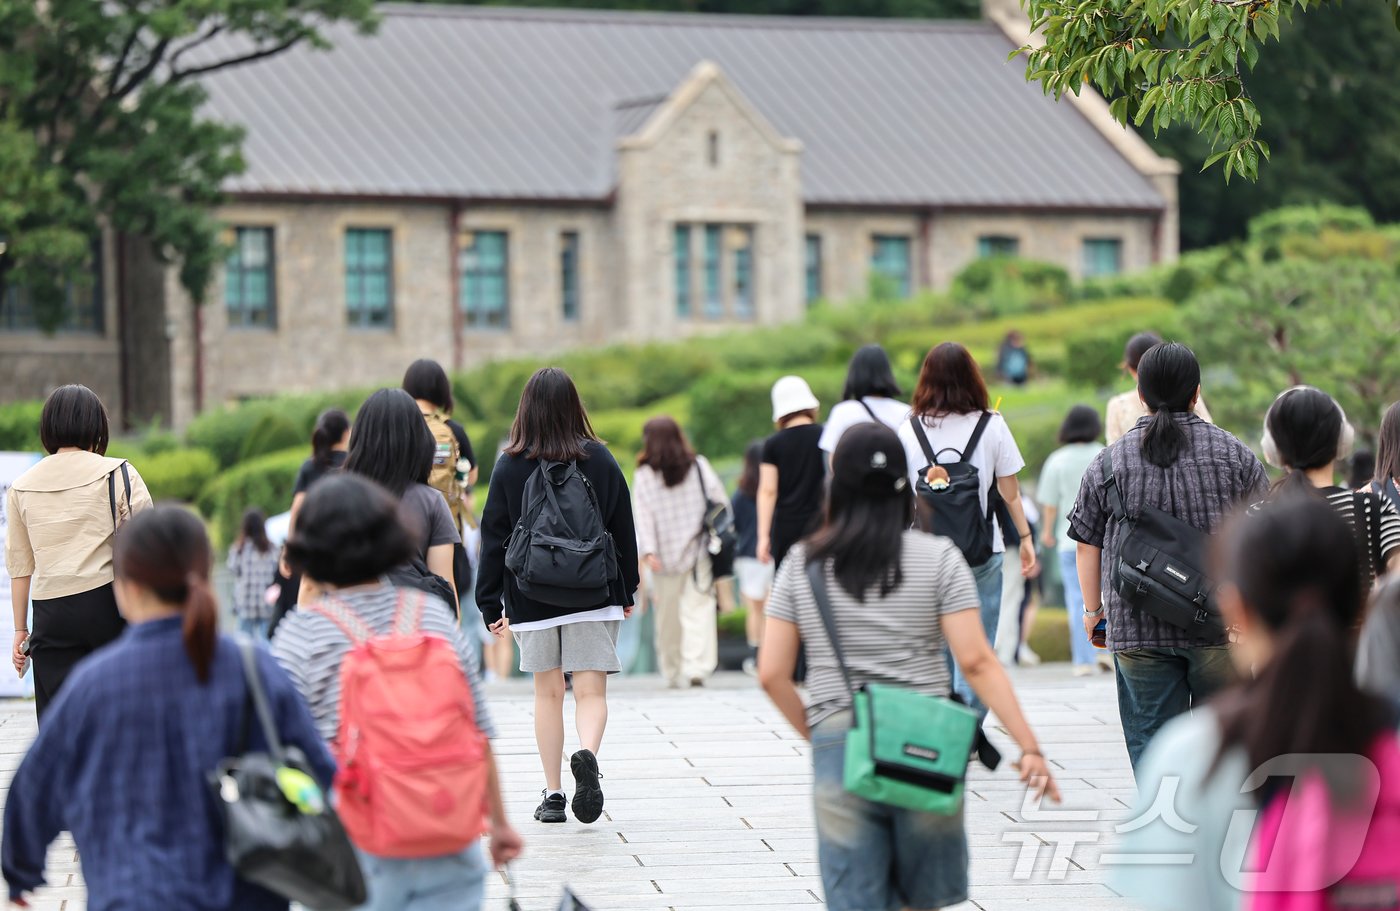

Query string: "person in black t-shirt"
[[758, 376, 827, 569]]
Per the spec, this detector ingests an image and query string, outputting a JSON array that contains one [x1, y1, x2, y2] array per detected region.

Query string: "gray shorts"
[[514, 620, 622, 674]]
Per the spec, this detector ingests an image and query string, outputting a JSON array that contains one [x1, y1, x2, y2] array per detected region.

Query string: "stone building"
[[1, 2, 1178, 430]]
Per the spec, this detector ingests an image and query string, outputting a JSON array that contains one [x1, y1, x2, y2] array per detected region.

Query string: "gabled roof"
[[200, 3, 1167, 210]]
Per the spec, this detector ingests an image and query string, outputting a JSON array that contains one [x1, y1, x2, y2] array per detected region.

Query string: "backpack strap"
[[1103, 460, 1129, 524], [962, 411, 994, 463], [309, 598, 376, 645], [858, 399, 880, 423], [908, 415, 938, 467], [392, 589, 428, 636], [108, 461, 132, 529]]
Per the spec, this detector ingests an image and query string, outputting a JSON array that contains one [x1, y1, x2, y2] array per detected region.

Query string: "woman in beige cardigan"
[[6, 385, 152, 720]]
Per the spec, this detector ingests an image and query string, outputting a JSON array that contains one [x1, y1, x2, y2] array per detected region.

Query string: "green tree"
[[1182, 257, 1400, 439], [419, 0, 980, 21], [1019, 0, 1399, 183], [0, 0, 377, 332]]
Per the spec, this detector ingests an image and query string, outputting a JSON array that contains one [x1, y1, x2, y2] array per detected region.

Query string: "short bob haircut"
[[504, 367, 600, 463], [40, 384, 110, 455], [1123, 332, 1164, 373], [1059, 405, 1103, 445], [842, 344, 902, 402], [344, 388, 435, 496], [912, 343, 989, 417], [286, 474, 415, 587], [402, 359, 454, 414]]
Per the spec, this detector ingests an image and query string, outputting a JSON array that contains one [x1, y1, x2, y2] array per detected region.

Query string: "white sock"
[[547, 789, 565, 799]]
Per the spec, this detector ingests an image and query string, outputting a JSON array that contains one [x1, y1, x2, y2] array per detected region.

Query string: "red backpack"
[[1247, 735, 1400, 911], [312, 592, 488, 858]]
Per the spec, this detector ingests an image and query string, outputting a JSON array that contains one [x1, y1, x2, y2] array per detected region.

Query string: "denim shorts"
[[355, 840, 485, 911], [812, 713, 969, 911]]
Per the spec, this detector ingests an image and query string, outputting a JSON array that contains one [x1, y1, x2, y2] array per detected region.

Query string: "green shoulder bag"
[[806, 559, 987, 815]]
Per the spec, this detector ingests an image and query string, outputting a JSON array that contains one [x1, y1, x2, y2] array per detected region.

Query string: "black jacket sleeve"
[[597, 447, 641, 605], [474, 454, 514, 627]]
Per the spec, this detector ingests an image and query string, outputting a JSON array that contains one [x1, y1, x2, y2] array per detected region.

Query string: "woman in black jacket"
[[476, 368, 640, 828]]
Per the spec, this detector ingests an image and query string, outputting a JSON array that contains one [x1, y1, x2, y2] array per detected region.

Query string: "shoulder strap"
[[108, 462, 133, 530], [238, 639, 285, 762], [806, 559, 858, 700], [962, 411, 995, 462], [858, 399, 880, 423], [308, 598, 375, 645], [908, 415, 937, 466], [1103, 459, 1128, 524], [392, 589, 427, 636]]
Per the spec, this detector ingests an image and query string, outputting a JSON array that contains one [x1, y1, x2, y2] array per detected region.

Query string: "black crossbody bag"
[[1103, 464, 1225, 639]]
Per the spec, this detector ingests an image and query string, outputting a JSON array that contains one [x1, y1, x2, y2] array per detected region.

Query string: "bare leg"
[[572, 670, 609, 755], [486, 637, 514, 679], [746, 595, 767, 647], [533, 669, 566, 791]]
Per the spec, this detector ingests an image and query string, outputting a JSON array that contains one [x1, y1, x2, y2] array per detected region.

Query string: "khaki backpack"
[[423, 409, 466, 527]]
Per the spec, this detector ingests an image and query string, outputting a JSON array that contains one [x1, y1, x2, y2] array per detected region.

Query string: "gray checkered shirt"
[[1069, 413, 1269, 651]]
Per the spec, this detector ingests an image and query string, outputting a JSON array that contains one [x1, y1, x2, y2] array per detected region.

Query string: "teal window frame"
[[344, 228, 394, 329], [674, 225, 692, 318], [560, 231, 580, 323], [461, 230, 510, 330], [977, 235, 1020, 258], [1082, 238, 1124, 277], [804, 234, 823, 306], [703, 224, 723, 320], [871, 235, 912, 297], [225, 227, 276, 329], [732, 227, 754, 320]]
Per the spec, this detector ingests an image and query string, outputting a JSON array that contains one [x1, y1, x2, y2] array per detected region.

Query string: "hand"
[[642, 554, 662, 573], [623, 604, 634, 619], [1018, 537, 1038, 578], [757, 538, 772, 564], [11, 896, 29, 907], [488, 618, 510, 640], [12, 631, 28, 677], [1040, 530, 1057, 552], [1015, 752, 1061, 803], [1082, 609, 1102, 641], [488, 820, 524, 868]]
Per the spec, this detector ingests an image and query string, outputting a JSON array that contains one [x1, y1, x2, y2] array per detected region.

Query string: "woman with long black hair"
[[2, 507, 332, 909], [818, 344, 908, 456], [271, 408, 350, 633], [476, 368, 639, 827], [759, 422, 1057, 911], [1119, 497, 1400, 911], [1070, 342, 1268, 768], [6, 385, 153, 719]]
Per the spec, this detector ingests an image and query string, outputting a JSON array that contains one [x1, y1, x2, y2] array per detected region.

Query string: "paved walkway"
[[0, 666, 1142, 910]]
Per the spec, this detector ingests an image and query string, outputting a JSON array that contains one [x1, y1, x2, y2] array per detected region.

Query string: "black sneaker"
[[570, 749, 605, 824], [534, 790, 567, 824]]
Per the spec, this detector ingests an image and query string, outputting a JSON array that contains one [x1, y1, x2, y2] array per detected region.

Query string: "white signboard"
[[0, 452, 42, 698]]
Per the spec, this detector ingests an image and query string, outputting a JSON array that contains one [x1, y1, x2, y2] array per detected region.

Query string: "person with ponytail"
[[1069, 342, 1268, 768], [1254, 386, 1400, 589], [1116, 498, 1400, 911], [2, 507, 332, 910]]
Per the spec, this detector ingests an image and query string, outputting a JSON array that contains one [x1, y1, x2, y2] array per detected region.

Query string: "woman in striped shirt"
[[1257, 386, 1400, 589], [758, 422, 1057, 911]]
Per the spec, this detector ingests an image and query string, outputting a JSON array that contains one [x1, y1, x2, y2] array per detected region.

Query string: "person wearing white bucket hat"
[[758, 376, 827, 569]]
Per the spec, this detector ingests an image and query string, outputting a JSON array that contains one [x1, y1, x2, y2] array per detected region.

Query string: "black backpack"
[[504, 460, 620, 608], [909, 413, 996, 568], [1103, 463, 1224, 639], [386, 556, 458, 618]]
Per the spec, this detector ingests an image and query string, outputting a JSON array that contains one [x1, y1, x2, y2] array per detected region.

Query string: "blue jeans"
[[811, 714, 968, 911], [1059, 550, 1099, 669], [1114, 646, 1237, 769], [356, 842, 487, 911], [238, 618, 269, 641], [948, 553, 1003, 715]]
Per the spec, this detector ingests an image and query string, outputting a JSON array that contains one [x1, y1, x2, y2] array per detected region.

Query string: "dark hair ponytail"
[[1214, 499, 1390, 798], [1136, 343, 1201, 469], [311, 408, 351, 470], [1263, 387, 1348, 500], [113, 507, 219, 683]]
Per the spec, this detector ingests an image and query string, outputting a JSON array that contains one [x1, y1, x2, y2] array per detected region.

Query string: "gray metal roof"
[[201, 4, 1167, 210]]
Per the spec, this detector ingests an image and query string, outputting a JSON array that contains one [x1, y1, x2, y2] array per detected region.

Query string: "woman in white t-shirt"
[[897, 342, 1038, 715], [818, 344, 910, 457]]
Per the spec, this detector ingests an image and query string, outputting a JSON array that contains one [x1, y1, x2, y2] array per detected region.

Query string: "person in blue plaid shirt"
[[2, 506, 332, 910], [227, 507, 281, 640]]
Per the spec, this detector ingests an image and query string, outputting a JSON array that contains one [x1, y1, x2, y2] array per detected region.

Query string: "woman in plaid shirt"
[[227, 508, 280, 640], [634, 416, 727, 689]]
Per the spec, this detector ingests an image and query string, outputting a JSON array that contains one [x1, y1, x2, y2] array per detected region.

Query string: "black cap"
[[831, 423, 910, 500]]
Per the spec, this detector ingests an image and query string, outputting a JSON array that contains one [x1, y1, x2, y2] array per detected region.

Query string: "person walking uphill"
[[3, 507, 333, 911], [634, 416, 727, 689], [1070, 343, 1268, 770], [6, 384, 153, 720], [1106, 332, 1212, 444], [228, 508, 280, 640], [477, 368, 640, 827], [758, 376, 827, 568], [759, 423, 1059, 911], [271, 475, 521, 911], [818, 344, 909, 457]]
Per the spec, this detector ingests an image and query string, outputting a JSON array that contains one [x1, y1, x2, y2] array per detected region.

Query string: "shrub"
[[0, 400, 44, 452], [687, 367, 846, 460], [1248, 204, 1375, 245], [239, 412, 304, 463], [186, 390, 369, 469], [1063, 328, 1136, 391], [138, 448, 220, 503], [198, 447, 306, 546], [951, 257, 1071, 316]]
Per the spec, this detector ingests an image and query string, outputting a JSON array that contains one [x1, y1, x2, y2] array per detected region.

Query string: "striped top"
[[1248, 488, 1400, 590], [269, 584, 496, 743], [766, 532, 981, 727]]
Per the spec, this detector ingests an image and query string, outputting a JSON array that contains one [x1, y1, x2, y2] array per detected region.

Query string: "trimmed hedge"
[[187, 390, 368, 469], [951, 257, 1072, 316], [687, 366, 848, 459], [0, 400, 43, 452], [138, 448, 220, 503], [240, 412, 304, 463], [197, 447, 306, 547]]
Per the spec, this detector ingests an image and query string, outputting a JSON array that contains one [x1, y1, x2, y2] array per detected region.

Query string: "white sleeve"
[[992, 415, 1026, 478], [818, 403, 851, 454]]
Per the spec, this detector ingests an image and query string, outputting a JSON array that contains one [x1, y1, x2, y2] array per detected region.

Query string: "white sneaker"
[[1072, 665, 1094, 677], [741, 657, 757, 676], [1097, 653, 1114, 672], [1016, 644, 1042, 667]]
